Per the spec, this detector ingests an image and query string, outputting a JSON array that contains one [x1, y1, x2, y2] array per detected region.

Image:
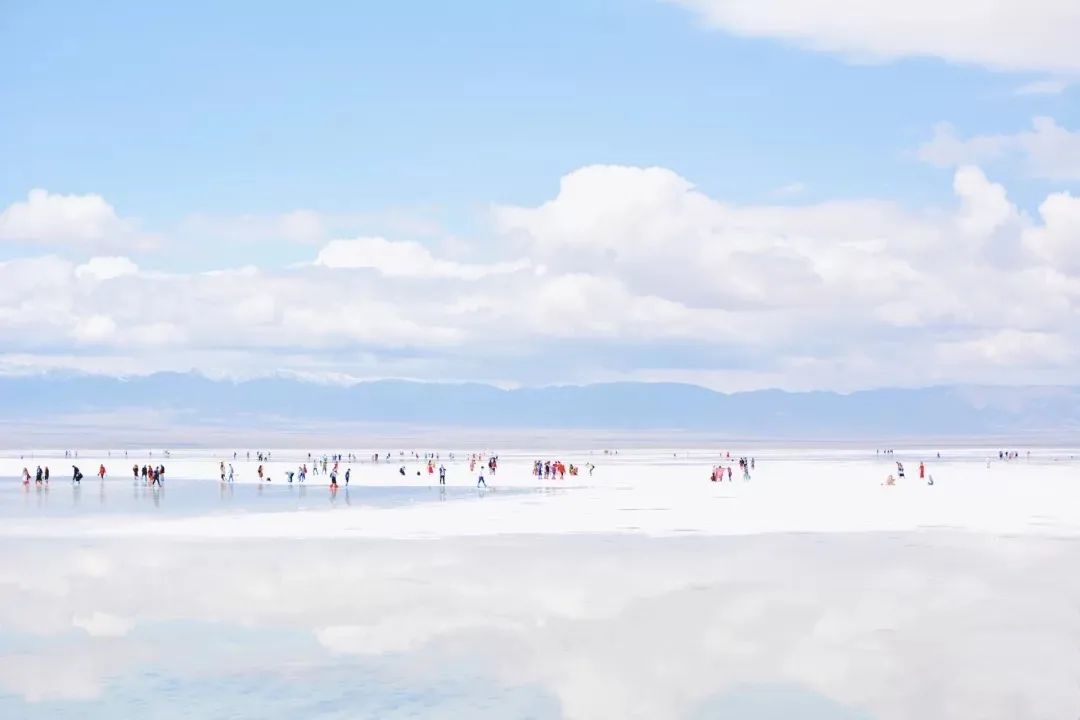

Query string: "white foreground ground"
[[1, 447, 1078, 539]]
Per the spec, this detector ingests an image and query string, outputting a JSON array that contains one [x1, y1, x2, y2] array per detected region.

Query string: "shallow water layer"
[[0, 478, 528, 518], [0, 533, 1077, 719]]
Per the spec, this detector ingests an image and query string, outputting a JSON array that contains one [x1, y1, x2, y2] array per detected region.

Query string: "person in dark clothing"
[[72, 466, 83, 483]]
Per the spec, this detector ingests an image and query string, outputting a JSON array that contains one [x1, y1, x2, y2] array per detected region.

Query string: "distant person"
[[477, 469, 487, 488], [439, 464, 446, 485], [98, 464, 107, 480], [72, 466, 83, 484]]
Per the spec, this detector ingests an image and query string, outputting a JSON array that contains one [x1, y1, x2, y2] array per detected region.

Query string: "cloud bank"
[[3, 160, 1080, 390], [670, 0, 1080, 73]]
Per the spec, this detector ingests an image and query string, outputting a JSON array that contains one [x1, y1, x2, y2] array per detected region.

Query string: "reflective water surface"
[[1, 532, 1076, 719]]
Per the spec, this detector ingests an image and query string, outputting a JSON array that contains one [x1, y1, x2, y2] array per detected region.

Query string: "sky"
[[1, 0, 1079, 391]]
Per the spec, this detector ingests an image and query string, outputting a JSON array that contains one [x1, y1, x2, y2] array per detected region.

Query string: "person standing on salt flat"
[[72, 466, 83, 484], [22, 467, 30, 486], [919, 462, 925, 481], [132, 464, 139, 482], [257, 464, 264, 481], [896, 462, 905, 479], [477, 469, 487, 488], [220, 461, 226, 482], [98, 464, 107, 480], [439, 464, 446, 485], [228, 464, 235, 482], [43, 466, 49, 484], [344, 468, 350, 486]]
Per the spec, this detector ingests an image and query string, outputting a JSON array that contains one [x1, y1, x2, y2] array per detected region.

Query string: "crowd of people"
[[533, 460, 592, 479], [133, 463, 166, 485]]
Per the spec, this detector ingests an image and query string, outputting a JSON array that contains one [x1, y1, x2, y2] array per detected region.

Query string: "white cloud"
[[277, 209, 326, 244], [4, 162, 1080, 389], [73, 611, 135, 638], [178, 207, 445, 247], [0, 189, 153, 250], [1015, 78, 1072, 96], [75, 256, 139, 281], [72, 315, 117, 344], [1023, 191, 1080, 273], [314, 236, 531, 280], [669, 0, 1080, 73], [919, 117, 1080, 181]]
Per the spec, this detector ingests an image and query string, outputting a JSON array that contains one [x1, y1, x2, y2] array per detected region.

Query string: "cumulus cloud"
[[919, 117, 1080, 181], [75, 256, 139, 281], [3, 162, 1080, 389], [1023, 191, 1080, 273], [669, 0, 1080, 73], [314, 236, 531, 280], [0, 189, 153, 250]]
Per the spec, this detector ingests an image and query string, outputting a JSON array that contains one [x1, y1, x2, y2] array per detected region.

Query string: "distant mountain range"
[[4, 371, 1080, 438]]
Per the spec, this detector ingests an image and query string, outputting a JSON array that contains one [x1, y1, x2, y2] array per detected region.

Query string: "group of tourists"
[[533, 460, 592, 479], [133, 463, 166, 486]]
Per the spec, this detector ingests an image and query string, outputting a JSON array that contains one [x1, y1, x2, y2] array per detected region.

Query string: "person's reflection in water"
[[299, 484, 307, 500], [329, 484, 339, 504], [439, 485, 447, 502], [99, 479, 106, 505], [343, 487, 351, 506], [33, 481, 47, 510], [151, 485, 161, 508], [72, 482, 82, 507]]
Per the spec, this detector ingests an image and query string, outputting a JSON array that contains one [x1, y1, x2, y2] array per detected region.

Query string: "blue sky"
[[1, 0, 1079, 389]]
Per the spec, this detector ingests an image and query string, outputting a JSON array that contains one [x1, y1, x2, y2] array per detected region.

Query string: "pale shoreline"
[[3, 447, 1078, 541]]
